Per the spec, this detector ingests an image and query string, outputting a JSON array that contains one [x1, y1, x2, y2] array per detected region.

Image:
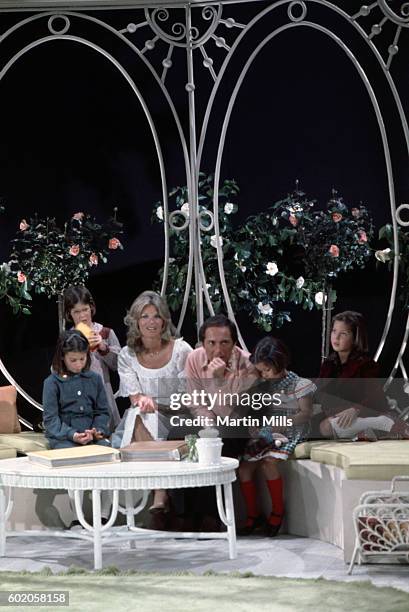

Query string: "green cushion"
[[0, 443, 17, 459], [0, 432, 48, 454], [310, 440, 409, 480]]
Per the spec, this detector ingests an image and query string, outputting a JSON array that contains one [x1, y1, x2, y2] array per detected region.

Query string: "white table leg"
[[124, 491, 135, 529], [0, 487, 6, 556], [223, 483, 237, 560], [125, 491, 136, 550], [92, 490, 102, 570]]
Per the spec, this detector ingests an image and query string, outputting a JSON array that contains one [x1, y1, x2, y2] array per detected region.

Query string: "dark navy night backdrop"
[[0, 1, 408, 424]]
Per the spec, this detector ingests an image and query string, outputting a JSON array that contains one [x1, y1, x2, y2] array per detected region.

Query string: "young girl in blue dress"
[[238, 336, 315, 537], [43, 330, 111, 449]]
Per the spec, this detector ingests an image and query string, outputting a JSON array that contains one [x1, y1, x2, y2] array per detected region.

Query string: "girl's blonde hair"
[[124, 291, 176, 353]]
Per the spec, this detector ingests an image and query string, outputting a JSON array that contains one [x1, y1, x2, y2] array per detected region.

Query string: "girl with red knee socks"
[[238, 337, 315, 537]]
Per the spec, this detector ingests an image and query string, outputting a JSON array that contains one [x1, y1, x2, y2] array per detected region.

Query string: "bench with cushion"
[[283, 440, 409, 562]]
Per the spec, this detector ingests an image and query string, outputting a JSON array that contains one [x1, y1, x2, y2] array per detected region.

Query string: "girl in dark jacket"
[[317, 311, 409, 440], [43, 330, 110, 449]]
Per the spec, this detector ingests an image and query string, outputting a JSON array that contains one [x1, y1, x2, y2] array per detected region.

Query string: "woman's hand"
[[73, 431, 93, 444], [335, 407, 359, 429], [131, 394, 157, 413]]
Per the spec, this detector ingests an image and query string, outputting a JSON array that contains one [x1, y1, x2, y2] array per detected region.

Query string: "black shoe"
[[237, 515, 265, 536], [265, 513, 283, 537]]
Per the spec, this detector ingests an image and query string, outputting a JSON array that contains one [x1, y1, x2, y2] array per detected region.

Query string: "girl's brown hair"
[[52, 330, 91, 375], [63, 286, 96, 323], [329, 310, 369, 360]]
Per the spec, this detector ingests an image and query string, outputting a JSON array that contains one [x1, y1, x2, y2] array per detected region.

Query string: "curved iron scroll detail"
[[144, 6, 223, 49]]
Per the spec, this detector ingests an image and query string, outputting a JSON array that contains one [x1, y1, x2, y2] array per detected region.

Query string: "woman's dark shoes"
[[237, 515, 265, 536], [265, 513, 283, 537]]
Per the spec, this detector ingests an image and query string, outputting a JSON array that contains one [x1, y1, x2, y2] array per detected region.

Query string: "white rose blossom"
[[288, 203, 303, 214], [239, 265, 246, 272], [315, 291, 327, 306], [224, 202, 234, 215], [181, 202, 189, 216], [375, 248, 392, 263], [258, 302, 273, 315], [156, 206, 163, 220], [266, 262, 278, 276], [210, 235, 223, 248], [234, 252, 238, 261], [296, 276, 305, 289]]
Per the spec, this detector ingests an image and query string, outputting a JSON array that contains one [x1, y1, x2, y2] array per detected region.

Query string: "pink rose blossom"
[[358, 230, 367, 243], [329, 244, 340, 257], [17, 271, 26, 283], [72, 212, 84, 221], [332, 212, 342, 223], [89, 253, 99, 266], [69, 245, 80, 256], [351, 208, 360, 218], [289, 214, 298, 227], [108, 238, 121, 250], [19, 219, 29, 231]]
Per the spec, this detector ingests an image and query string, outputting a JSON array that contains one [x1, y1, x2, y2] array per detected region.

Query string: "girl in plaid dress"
[[238, 337, 315, 537]]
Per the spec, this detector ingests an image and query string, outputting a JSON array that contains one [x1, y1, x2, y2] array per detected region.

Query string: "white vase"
[[195, 438, 223, 466]]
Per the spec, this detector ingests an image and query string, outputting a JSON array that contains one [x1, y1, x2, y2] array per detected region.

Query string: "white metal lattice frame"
[[0, 1, 408, 416]]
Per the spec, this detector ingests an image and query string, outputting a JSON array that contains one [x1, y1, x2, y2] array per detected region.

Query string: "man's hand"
[[335, 407, 359, 429], [207, 357, 227, 378]]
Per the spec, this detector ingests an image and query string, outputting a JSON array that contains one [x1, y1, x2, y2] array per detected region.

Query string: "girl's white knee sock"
[[330, 415, 394, 438]]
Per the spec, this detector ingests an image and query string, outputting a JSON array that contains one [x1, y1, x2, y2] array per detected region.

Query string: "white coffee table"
[[0, 456, 238, 569]]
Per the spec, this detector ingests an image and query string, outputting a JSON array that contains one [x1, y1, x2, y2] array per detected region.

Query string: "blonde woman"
[[114, 291, 192, 512]]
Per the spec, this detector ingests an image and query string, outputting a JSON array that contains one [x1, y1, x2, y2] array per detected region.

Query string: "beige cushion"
[[310, 440, 409, 480], [0, 432, 48, 454], [0, 386, 21, 433], [292, 441, 334, 459], [0, 443, 17, 459]]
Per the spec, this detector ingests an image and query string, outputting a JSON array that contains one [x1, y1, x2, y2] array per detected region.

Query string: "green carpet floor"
[[0, 569, 408, 611]]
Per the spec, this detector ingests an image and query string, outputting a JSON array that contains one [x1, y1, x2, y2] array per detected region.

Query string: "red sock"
[[240, 480, 258, 526], [266, 478, 284, 525]]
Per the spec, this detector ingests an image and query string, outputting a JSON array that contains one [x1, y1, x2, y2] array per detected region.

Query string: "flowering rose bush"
[[152, 177, 374, 331], [0, 261, 31, 314], [270, 188, 374, 284], [0, 206, 31, 314], [8, 210, 123, 300]]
